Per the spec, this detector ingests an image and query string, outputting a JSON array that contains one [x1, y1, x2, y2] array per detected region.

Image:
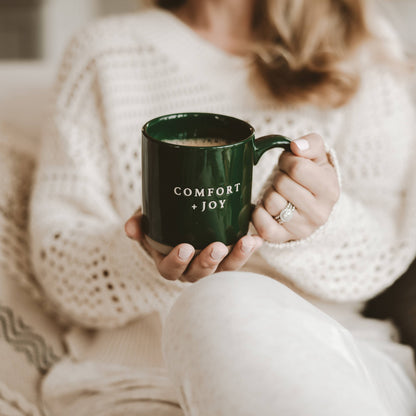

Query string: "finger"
[[252, 204, 292, 243], [124, 213, 143, 242], [290, 133, 329, 166], [262, 186, 288, 218], [272, 170, 316, 213], [279, 152, 339, 200], [157, 244, 195, 281], [272, 169, 336, 228], [183, 243, 229, 283], [218, 235, 263, 272]]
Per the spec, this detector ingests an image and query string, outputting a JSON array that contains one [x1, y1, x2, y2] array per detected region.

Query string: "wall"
[[0, 0, 143, 137]]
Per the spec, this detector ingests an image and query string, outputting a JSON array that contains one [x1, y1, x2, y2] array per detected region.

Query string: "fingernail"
[[210, 246, 227, 261], [241, 238, 254, 254], [294, 138, 309, 151], [178, 245, 193, 261]]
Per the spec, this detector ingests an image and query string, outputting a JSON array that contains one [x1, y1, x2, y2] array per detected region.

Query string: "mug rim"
[[142, 112, 255, 149]]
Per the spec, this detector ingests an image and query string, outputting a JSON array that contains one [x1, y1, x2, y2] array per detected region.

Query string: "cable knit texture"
[[29, 8, 416, 329]]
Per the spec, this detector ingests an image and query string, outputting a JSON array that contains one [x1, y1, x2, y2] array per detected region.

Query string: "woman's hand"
[[125, 213, 263, 283], [252, 133, 340, 244]]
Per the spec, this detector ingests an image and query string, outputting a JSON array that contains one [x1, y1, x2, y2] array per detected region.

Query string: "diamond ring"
[[275, 202, 296, 225]]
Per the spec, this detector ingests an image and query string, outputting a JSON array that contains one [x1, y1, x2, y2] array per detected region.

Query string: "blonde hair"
[[155, 0, 371, 108]]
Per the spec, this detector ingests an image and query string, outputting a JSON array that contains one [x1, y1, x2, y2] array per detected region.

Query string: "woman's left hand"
[[252, 133, 340, 244]]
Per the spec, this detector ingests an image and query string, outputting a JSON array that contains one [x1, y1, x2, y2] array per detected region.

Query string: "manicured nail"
[[241, 238, 254, 254], [210, 246, 227, 261], [178, 245, 193, 261], [294, 138, 309, 151]]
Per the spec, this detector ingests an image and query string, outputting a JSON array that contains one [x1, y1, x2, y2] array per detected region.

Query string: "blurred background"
[[0, 0, 415, 140], [0, 0, 144, 62], [0, 0, 144, 138]]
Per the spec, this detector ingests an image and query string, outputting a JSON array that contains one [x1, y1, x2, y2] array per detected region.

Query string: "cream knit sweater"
[[30, 8, 416, 330]]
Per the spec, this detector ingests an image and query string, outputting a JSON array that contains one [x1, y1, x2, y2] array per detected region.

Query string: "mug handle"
[[253, 135, 292, 165]]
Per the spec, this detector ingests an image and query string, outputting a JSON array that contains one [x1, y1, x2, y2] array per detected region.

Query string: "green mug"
[[141, 112, 291, 254]]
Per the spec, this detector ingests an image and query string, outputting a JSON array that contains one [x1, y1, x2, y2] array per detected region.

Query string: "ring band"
[[275, 202, 296, 224]]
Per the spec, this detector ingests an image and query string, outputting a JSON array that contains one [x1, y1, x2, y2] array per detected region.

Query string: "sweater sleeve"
[[258, 63, 416, 303], [29, 30, 187, 329]]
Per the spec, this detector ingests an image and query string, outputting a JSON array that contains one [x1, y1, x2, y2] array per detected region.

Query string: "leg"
[[163, 272, 414, 416]]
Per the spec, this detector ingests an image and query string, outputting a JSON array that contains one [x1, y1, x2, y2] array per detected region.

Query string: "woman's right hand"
[[125, 212, 263, 283]]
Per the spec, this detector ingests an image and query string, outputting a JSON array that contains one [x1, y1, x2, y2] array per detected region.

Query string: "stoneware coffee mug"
[[141, 112, 291, 254]]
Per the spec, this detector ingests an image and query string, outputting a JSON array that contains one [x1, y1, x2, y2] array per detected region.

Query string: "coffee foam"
[[163, 137, 230, 147]]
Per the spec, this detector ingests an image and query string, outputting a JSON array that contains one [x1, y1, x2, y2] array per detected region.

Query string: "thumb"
[[290, 133, 329, 166]]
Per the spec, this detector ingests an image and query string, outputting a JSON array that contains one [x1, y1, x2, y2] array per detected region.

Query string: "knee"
[[165, 271, 316, 326], [162, 271, 345, 362], [165, 271, 289, 330], [162, 271, 315, 354]]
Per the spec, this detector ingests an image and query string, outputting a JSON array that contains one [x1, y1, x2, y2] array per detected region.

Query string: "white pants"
[[42, 272, 416, 416], [163, 272, 416, 416]]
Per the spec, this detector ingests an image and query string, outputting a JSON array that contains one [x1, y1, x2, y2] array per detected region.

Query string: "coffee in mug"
[[163, 137, 230, 147], [141, 112, 291, 254]]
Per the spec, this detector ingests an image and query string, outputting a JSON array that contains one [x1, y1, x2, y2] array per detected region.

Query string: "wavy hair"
[[154, 0, 372, 108]]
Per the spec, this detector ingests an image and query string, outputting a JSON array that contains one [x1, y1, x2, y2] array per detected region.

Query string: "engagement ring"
[[275, 202, 296, 225]]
